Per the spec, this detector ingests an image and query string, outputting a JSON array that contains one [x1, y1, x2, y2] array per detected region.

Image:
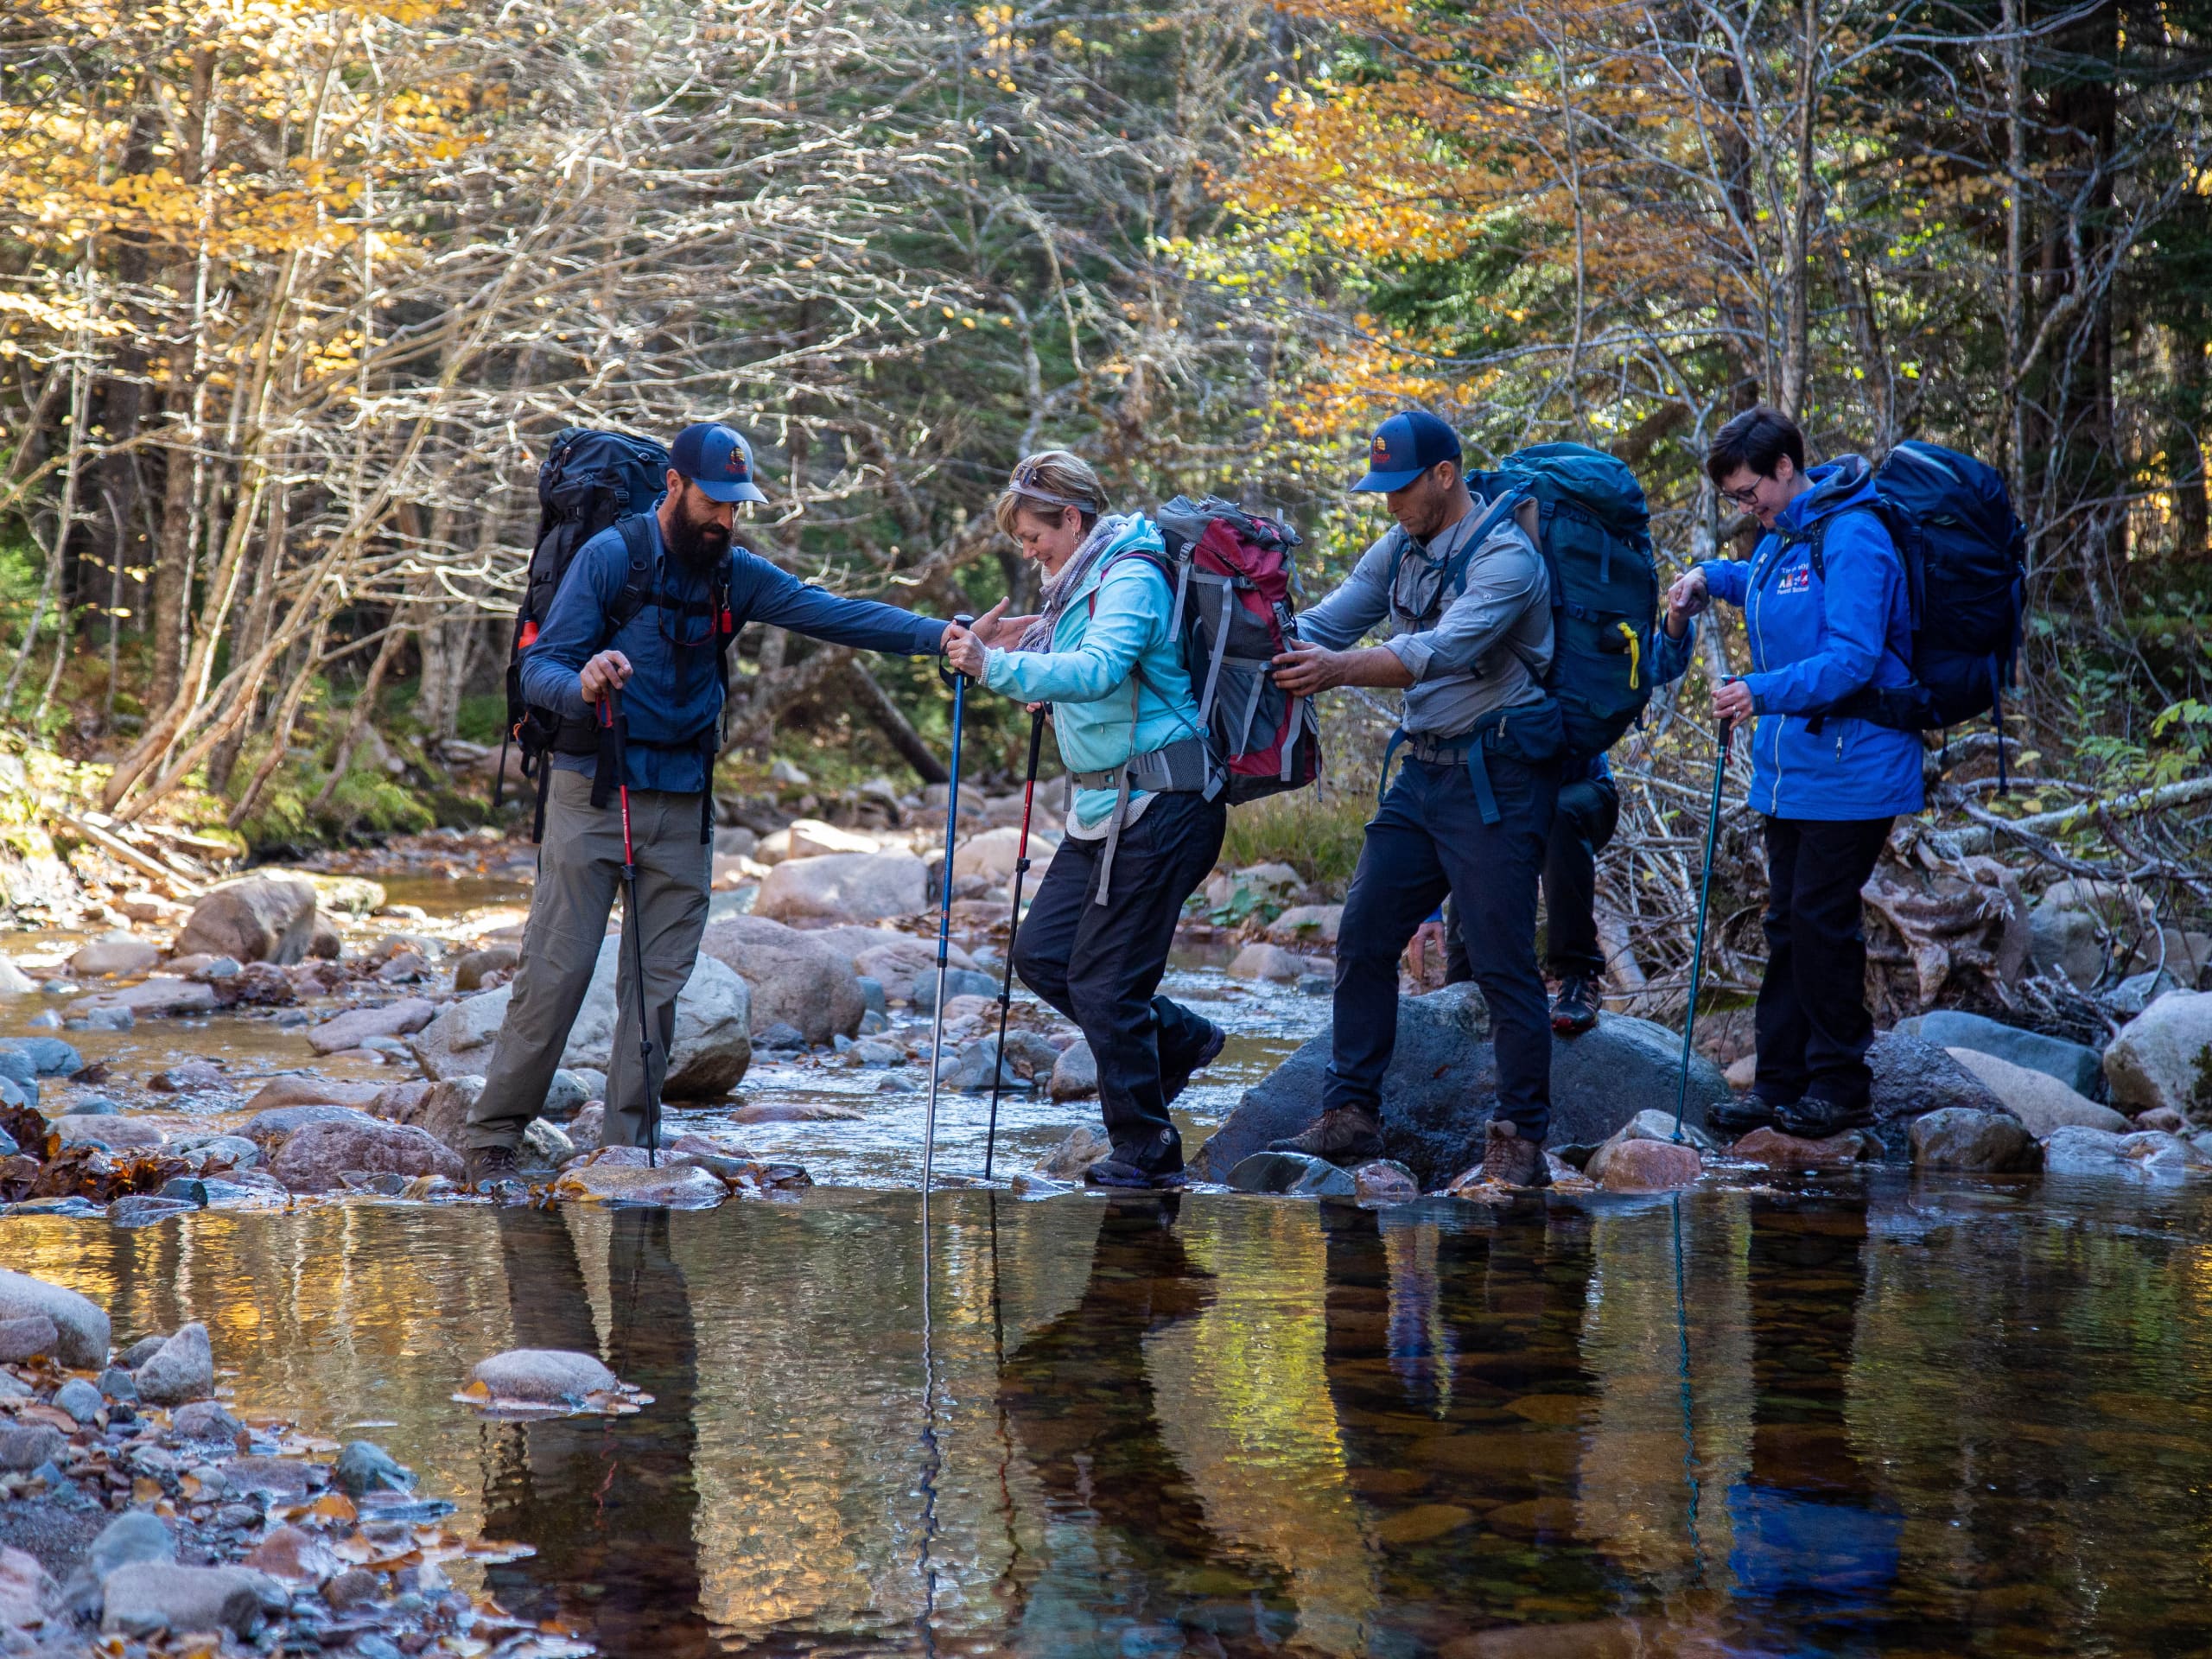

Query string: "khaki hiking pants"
[[464, 767, 711, 1151]]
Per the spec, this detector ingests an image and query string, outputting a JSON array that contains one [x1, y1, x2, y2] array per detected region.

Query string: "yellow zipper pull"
[[1618, 621, 1642, 690]]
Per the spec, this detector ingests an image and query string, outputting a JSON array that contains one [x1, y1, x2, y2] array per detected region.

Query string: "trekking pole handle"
[[940, 613, 976, 686]]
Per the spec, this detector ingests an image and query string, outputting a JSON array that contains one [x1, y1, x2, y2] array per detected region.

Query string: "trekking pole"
[[982, 709, 1046, 1182], [920, 614, 975, 1196], [1672, 713, 1735, 1144], [601, 688, 661, 1167]]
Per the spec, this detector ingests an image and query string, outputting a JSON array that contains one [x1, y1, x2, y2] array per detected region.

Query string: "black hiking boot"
[[1268, 1107, 1385, 1167], [465, 1145, 524, 1193], [1550, 976, 1600, 1036], [1479, 1118, 1551, 1188], [1774, 1090, 1875, 1139], [1085, 1127, 1189, 1190], [1162, 1020, 1227, 1105], [1711, 1089, 1792, 1138]]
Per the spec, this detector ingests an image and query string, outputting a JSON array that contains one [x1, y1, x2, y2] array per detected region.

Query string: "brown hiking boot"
[[465, 1146, 524, 1192], [1268, 1107, 1384, 1166], [1480, 1119, 1550, 1189]]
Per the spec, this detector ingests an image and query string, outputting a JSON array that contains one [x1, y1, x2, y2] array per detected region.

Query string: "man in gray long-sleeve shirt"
[[1265, 410, 1563, 1186]]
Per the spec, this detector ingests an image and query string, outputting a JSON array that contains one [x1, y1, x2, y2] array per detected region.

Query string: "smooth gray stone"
[[1226, 1150, 1357, 1198], [1898, 1010, 2103, 1098]]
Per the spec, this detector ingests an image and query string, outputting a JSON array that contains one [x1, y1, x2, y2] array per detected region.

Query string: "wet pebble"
[[135, 1321, 215, 1405], [52, 1377, 102, 1423], [111, 1195, 200, 1230], [335, 1440, 414, 1497], [467, 1348, 620, 1407], [97, 1366, 137, 1402]]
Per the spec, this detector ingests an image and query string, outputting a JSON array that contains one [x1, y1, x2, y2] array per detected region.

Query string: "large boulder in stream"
[[698, 916, 864, 1046], [410, 939, 751, 1097], [174, 875, 321, 966], [0, 1268, 109, 1369], [1188, 984, 1729, 1189]]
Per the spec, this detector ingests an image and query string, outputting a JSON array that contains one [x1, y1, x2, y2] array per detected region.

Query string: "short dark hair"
[[1706, 406, 1806, 486]]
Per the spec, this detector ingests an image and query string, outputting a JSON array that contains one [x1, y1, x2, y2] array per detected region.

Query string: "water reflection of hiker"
[[942, 452, 1228, 1190], [1726, 1199, 1901, 1621], [480, 1208, 709, 1659], [997, 1196, 1293, 1643], [462, 423, 953, 1189]]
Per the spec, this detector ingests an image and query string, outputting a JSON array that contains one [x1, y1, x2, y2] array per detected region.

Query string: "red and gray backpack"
[[1145, 496, 1321, 804]]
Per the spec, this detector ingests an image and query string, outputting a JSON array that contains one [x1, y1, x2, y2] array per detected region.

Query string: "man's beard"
[[665, 505, 732, 571]]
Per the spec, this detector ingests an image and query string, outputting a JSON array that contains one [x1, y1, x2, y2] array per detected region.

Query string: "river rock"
[[699, 916, 865, 1045], [953, 824, 1058, 883], [133, 1322, 214, 1405], [753, 849, 930, 925], [0, 1426, 62, 1471], [1583, 1109, 1718, 1181], [1897, 1009, 2104, 1099], [523, 1118, 574, 1165], [1728, 1127, 1870, 1170], [111, 1196, 200, 1230], [1226, 1150, 1357, 1197], [0, 1268, 108, 1367], [70, 932, 162, 977], [1598, 1139, 1702, 1192], [0, 959, 30, 996], [0, 1038, 79, 1076], [558, 938, 751, 1096], [174, 875, 320, 966], [2103, 989, 2212, 1121], [241, 1524, 341, 1584], [1265, 905, 1344, 946], [306, 998, 435, 1056], [2028, 878, 2158, 988], [0, 1316, 57, 1363], [2118, 1128, 2212, 1176], [786, 819, 882, 859], [240, 1076, 385, 1115], [51, 1378, 100, 1424], [911, 968, 1001, 1012], [1940, 1047, 2126, 1137], [568, 1103, 604, 1152], [454, 945, 520, 991], [1191, 986, 1726, 1188], [1228, 944, 1307, 982], [404, 988, 512, 1081], [89, 1510, 175, 1579], [396, 1077, 482, 1152], [1909, 1107, 2037, 1172], [552, 1162, 728, 1208], [835, 927, 975, 985], [75, 978, 220, 1021], [171, 1401, 244, 1443], [469, 1349, 619, 1406], [334, 1440, 414, 1496], [100, 1562, 271, 1637], [540, 1069, 596, 1121], [1049, 1039, 1098, 1101], [1036, 1127, 1110, 1179], [267, 1120, 465, 1193], [53, 1114, 164, 1152], [2042, 1124, 2130, 1175], [1863, 1031, 2010, 1160], [240, 1103, 382, 1150], [1351, 1160, 1421, 1205]]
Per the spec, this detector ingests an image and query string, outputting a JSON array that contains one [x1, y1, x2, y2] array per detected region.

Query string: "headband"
[[1007, 457, 1097, 514]]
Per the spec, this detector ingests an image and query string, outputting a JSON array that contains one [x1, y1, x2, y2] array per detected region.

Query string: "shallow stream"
[[10, 1179, 2212, 1656]]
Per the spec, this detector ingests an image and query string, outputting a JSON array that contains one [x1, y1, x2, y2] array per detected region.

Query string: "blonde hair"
[[994, 449, 1105, 537]]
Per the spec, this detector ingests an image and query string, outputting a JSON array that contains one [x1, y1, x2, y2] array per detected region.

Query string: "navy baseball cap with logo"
[[1351, 410, 1463, 493], [670, 422, 768, 505]]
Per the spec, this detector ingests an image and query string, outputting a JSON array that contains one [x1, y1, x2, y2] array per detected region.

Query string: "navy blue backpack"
[[1797, 441, 2029, 782]]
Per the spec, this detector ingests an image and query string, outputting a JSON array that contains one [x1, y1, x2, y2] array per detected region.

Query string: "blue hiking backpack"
[[1794, 440, 2028, 781], [1393, 442, 1657, 763]]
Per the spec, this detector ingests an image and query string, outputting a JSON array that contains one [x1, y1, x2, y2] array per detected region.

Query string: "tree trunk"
[[844, 659, 950, 784]]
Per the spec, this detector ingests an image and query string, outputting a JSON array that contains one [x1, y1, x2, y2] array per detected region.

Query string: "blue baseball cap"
[[1352, 410, 1462, 493], [669, 422, 767, 504]]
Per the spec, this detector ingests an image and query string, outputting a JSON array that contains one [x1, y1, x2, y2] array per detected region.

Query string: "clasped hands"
[[941, 599, 1048, 712]]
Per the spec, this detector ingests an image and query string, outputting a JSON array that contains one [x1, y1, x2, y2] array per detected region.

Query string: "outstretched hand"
[[969, 597, 1041, 649]]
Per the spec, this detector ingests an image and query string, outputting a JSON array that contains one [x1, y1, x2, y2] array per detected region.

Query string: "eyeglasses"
[[1719, 480, 1767, 508]]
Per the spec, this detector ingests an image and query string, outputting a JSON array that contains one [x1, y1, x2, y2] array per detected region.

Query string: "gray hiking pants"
[[463, 767, 710, 1151]]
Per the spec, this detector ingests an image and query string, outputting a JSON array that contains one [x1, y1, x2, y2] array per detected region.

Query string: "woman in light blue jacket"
[[944, 451, 1225, 1188]]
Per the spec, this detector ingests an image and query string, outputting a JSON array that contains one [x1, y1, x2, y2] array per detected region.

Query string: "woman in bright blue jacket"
[[1655, 407, 1922, 1140]]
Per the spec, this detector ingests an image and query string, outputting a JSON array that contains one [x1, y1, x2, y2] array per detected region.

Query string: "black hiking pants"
[[1755, 815, 1894, 1109], [1013, 791, 1228, 1158]]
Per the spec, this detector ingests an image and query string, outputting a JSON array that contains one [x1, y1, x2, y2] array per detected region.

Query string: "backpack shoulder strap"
[[607, 516, 658, 633]]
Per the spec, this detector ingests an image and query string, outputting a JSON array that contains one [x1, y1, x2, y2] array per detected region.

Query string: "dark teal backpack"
[[1402, 442, 1656, 762]]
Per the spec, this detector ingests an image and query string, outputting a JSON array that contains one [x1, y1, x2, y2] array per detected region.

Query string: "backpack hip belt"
[[1067, 734, 1220, 906], [1381, 697, 1556, 829]]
